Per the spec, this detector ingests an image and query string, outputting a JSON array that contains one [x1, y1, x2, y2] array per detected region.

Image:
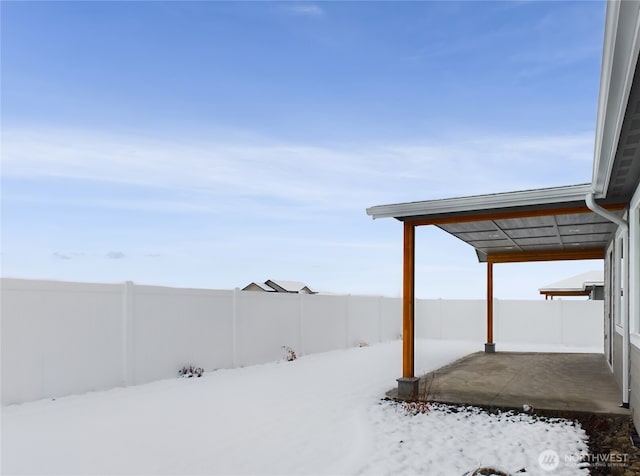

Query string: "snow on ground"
[[360, 402, 588, 476], [2, 340, 594, 475]]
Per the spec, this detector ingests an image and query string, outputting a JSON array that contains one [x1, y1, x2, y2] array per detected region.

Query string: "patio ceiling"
[[432, 205, 624, 263], [367, 185, 626, 263]]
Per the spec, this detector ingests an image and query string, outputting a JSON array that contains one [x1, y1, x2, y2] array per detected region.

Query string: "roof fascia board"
[[486, 248, 605, 264], [539, 290, 591, 297], [592, 0, 621, 195], [592, 0, 640, 196], [264, 279, 285, 292], [416, 202, 625, 227], [366, 184, 593, 220]]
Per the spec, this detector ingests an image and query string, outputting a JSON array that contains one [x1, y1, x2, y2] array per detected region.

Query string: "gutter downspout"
[[586, 193, 630, 407]]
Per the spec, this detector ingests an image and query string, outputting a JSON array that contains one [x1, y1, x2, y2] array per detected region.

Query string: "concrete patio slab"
[[387, 352, 630, 416]]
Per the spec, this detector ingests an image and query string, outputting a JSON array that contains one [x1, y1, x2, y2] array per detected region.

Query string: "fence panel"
[[1, 279, 123, 405], [415, 299, 442, 339], [379, 297, 401, 341], [347, 295, 383, 346], [133, 285, 234, 384], [439, 300, 485, 341], [302, 294, 349, 354], [559, 300, 604, 347], [1, 278, 605, 405], [236, 291, 300, 366], [496, 300, 563, 345]]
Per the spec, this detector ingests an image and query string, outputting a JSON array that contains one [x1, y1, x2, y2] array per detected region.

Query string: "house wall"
[[1, 278, 604, 405], [631, 344, 640, 433], [606, 228, 626, 393], [630, 181, 640, 431], [591, 286, 605, 300], [613, 331, 624, 390], [605, 195, 640, 428], [605, 231, 624, 402], [605, 243, 613, 363], [605, 242, 621, 390]]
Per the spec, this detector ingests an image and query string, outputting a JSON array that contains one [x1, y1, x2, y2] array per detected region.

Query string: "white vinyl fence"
[[1, 278, 603, 405]]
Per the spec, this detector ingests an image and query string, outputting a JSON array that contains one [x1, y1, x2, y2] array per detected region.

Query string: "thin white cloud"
[[106, 251, 126, 260], [2, 127, 594, 215], [512, 45, 601, 77], [287, 4, 324, 17]]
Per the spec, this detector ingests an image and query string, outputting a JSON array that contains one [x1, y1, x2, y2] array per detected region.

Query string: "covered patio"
[[367, 184, 627, 400], [365, 0, 640, 438], [386, 351, 629, 416]]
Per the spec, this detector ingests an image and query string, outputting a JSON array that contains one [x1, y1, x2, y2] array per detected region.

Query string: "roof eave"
[[366, 184, 594, 220], [592, 0, 640, 196]]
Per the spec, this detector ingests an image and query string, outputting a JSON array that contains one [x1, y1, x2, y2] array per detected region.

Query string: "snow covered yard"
[[2, 340, 592, 475]]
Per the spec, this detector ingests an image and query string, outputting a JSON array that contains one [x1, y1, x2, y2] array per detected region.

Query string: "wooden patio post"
[[397, 222, 419, 397], [485, 261, 496, 353], [403, 221, 415, 378]]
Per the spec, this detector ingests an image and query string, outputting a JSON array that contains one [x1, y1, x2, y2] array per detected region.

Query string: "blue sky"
[[2, 1, 606, 298]]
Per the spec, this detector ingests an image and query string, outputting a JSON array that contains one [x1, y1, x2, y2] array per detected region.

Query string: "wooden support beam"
[[540, 290, 591, 298], [487, 248, 604, 263], [402, 222, 415, 378], [403, 203, 627, 227], [487, 261, 494, 345]]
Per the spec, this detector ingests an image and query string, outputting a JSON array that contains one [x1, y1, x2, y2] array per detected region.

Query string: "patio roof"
[[366, 184, 626, 263]]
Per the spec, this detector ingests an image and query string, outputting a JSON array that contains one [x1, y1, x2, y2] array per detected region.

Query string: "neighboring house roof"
[[242, 280, 316, 294], [539, 271, 604, 295], [265, 279, 315, 294], [242, 282, 275, 292]]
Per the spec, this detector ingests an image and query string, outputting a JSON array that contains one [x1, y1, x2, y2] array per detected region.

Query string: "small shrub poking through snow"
[[179, 365, 204, 378], [281, 346, 297, 362], [399, 400, 430, 415], [463, 468, 510, 476]]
